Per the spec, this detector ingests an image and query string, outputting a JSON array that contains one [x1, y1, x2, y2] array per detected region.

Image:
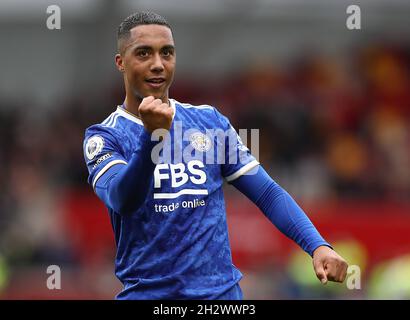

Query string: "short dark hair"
[[117, 11, 172, 53]]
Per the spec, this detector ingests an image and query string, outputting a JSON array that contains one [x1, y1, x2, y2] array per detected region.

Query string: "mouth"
[[145, 77, 166, 88]]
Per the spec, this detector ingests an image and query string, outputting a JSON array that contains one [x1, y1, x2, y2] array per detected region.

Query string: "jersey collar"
[[116, 98, 176, 126]]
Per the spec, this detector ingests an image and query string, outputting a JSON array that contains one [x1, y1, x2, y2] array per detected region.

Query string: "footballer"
[[83, 12, 348, 299]]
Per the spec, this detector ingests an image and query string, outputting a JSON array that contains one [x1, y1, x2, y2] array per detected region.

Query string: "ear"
[[115, 53, 125, 73]]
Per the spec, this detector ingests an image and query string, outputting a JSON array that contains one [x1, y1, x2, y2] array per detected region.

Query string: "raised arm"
[[87, 96, 173, 215]]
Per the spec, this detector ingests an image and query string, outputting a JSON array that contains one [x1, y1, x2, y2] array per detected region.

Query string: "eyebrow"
[[132, 44, 175, 51]]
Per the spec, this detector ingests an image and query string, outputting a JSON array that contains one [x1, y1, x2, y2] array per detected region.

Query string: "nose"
[[150, 53, 164, 73]]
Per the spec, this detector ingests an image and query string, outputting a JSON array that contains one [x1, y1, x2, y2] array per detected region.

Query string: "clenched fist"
[[138, 96, 174, 133], [312, 246, 348, 284]]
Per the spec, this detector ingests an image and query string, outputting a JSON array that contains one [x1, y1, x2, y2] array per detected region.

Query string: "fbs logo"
[[154, 160, 206, 188]]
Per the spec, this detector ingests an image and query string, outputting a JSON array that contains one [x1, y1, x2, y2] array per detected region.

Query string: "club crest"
[[189, 132, 212, 152]]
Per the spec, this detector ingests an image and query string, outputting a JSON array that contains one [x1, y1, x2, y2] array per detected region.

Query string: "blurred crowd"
[[0, 42, 409, 298], [216, 44, 410, 202]]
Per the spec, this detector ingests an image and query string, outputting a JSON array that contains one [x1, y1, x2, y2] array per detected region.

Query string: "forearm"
[[231, 166, 331, 256], [95, 130, 157, 214]]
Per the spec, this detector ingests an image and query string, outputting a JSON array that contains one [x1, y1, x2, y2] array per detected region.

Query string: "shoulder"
[[85, 123, 122, 142], [84, 105, 143, 140], [173, 99, 216, 112], [84, 110, 127, 148], [172, 99, 228, 126]]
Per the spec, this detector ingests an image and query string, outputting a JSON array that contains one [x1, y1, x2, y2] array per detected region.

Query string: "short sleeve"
[[83, 125, 128, 189], [214, 110, 260, 182]]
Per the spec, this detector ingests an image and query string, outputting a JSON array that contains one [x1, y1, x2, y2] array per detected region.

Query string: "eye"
[[162, 48, 174, 57], [137, 50, 149, 58]]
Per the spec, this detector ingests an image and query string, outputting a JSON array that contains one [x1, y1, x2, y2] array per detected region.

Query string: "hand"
[[312, 245, 348, 285], [138, 96, 173, 133]]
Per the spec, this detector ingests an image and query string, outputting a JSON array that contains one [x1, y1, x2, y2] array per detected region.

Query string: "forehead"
[[127, 24, 174, 49]]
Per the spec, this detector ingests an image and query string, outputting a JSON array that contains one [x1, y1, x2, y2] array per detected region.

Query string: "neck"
[[123, 95, 141, 117]]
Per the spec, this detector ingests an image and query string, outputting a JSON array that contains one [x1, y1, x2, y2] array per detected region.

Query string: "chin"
[[133, 86, 167, 100], [149, 92, 166, 100]]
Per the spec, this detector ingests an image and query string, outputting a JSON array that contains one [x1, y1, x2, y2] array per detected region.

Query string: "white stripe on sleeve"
[[92, 159, 127, 188], [224, 160, 260, 182]]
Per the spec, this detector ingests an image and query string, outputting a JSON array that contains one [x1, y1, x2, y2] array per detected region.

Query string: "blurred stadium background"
[[0, 0, 410, 299]]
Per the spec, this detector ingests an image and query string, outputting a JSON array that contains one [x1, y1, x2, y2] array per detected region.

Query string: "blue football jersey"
[[83, 99, 259, 299]]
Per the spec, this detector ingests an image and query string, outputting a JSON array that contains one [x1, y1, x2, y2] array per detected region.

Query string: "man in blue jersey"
[[83, 11, 348, 299]]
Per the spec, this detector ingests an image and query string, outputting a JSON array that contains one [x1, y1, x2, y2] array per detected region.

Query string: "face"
[[115, 24, 176, 102]]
